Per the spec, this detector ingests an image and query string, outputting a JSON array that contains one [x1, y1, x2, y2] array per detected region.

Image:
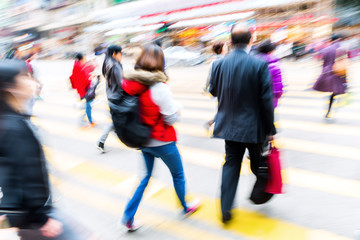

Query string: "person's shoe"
[[122, 219, 143, 232], [83, 122, 97, 129], [97, 142, 105, 153], [185, 198, 201, 217], [325, 111, 331, 119], [222, 211, 232, 224]]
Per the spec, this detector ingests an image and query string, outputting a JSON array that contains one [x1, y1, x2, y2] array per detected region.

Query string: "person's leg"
[[98, 123, 114, 144], [247, 143, 273, 204], [221, 141, 245, 222], [85, 99, 93, 124], [123, 150, 155, 224], [152, 143, 187, 211], [326, 93, 335, 118], [247, 143, 264, 176]]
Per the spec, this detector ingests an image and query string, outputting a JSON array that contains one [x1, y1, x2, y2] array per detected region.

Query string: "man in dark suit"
[[209, 23, 276, 223]]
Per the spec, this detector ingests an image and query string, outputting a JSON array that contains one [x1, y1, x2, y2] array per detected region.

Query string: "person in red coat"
[[121, 44, 200, 231], [69, 53, 96, 127]]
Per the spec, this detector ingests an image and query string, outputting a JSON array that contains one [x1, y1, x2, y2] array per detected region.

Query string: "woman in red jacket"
[[121, 44, 200, 231], [69, 53, 96, 127]]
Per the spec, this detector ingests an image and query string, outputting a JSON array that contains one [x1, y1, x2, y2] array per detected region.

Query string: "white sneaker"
[[184, 198, 201, 217], [122, 219, 143, 232]]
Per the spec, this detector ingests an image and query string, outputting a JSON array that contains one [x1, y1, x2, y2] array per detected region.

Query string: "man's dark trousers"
[[220, 140, 263, 218]]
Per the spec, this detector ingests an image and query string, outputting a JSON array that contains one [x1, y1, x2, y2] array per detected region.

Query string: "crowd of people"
[[0, 21, 355, 239]]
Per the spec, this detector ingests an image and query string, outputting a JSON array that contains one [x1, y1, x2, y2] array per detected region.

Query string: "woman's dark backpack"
[[109, 89, 151, 148]]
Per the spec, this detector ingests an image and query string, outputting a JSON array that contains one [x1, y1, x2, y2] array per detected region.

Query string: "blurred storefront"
[[90, 0, 337, 48], [1, 0, 343, 58]]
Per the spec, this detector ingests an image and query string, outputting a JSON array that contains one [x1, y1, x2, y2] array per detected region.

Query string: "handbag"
[[332, 49, 348, 77], [332, 58, 347, 77], [249, 155, 274, 204], [85, 78, 100, 102], [265, 142, 283, 194]]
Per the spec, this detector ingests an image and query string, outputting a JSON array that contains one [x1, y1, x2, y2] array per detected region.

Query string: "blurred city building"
[[0, 0, 359, 59]]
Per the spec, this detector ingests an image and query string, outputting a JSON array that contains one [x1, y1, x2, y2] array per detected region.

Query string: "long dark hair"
[[0, 60, 28, 113], [135, 44, 164, 72]]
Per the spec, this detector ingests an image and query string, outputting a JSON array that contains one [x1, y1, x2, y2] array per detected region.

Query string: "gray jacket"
[[102, 57, 123, 101]]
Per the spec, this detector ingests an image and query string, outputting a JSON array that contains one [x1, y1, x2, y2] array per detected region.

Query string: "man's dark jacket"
[[0, 106, 51, 228], [209, 48, 276, 143]]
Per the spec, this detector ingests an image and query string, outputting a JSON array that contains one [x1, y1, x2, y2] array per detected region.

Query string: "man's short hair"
[[231, 24, 252, 47]]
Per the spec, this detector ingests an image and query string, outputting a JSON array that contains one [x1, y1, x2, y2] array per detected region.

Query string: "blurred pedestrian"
[[69, 53, 96, 128], [209, 23, 276, 223], [22, 53, 42, 115], [204, 41, 228, 92], [97, 45, 123, 153], [121, 44, 200, 231], [0, 60, 62, 238], [203, 41, 228, 130], [312, 34, 347, 119], [257, 40, 283, 108]]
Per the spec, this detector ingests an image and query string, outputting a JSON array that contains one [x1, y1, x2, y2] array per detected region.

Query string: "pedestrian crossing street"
[[31, 60, 360, 239]]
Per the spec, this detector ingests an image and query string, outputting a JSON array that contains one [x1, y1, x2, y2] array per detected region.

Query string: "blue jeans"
[[85, 99, 93, 123], [122, 142, 187, 224]]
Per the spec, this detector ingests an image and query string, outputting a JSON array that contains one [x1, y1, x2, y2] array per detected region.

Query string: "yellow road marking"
[[49, 155, 350, 240], [43, 146, 86, 171], [32, 117, 125, 150], [45, 142, 360, 203], [150, 188, 350, 240], [39, 116, 360, 200], [46, 147, 129, 187], [50, 176, 234, 240]]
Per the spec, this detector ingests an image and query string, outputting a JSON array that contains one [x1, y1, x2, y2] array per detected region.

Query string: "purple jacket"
[[258, 53, 283, 108], [312, 43, 347, 95]]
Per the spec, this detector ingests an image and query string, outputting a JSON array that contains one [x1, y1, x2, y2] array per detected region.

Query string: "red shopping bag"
[[265, 145, 283, 194]]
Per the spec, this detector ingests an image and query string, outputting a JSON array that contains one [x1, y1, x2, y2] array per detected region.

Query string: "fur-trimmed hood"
[[123, 69, 168, 86]]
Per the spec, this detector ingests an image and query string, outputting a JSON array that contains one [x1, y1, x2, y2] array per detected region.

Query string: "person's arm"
[[111, 64, 123, 89], [5, 124, 51, 226], [69, 63, 78, 89], [151, 83, 181, 126], [259, 62, 276, 136], [209, 61, 220, 97], [204, 62, 213, 92], [270, 61, 283, 99]]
